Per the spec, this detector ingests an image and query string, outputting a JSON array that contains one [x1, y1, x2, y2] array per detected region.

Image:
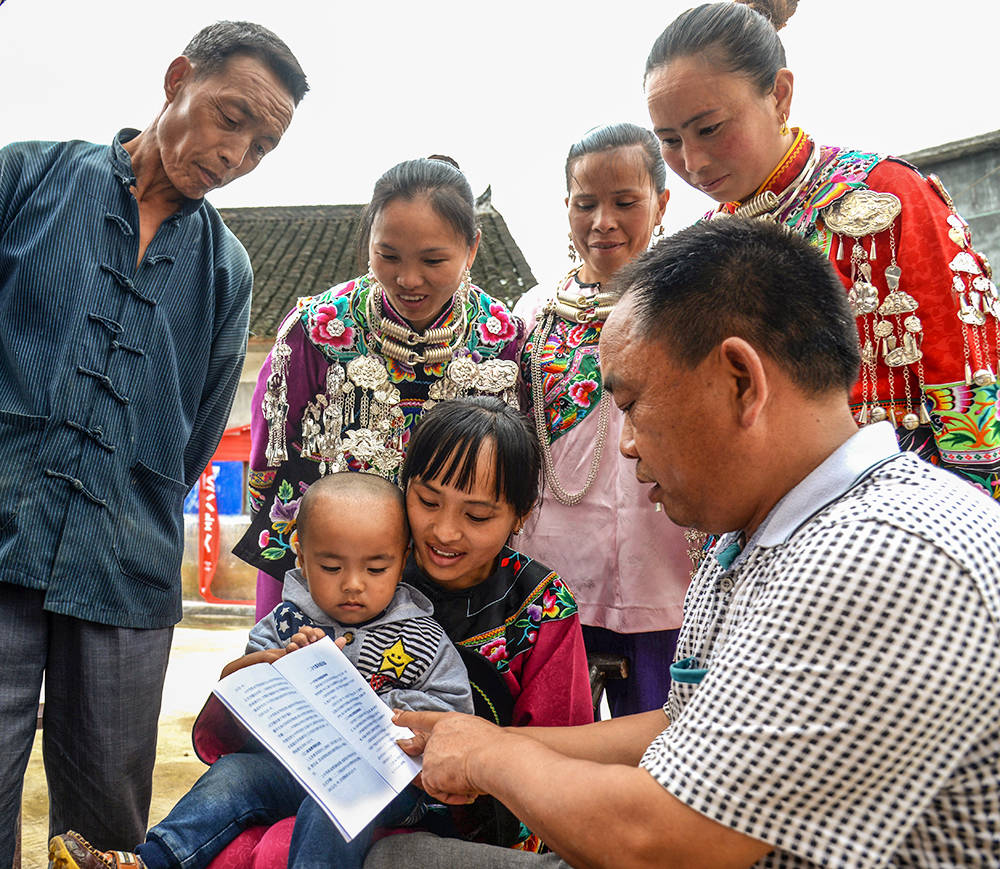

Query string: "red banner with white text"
[[198, 465, 221, 601]]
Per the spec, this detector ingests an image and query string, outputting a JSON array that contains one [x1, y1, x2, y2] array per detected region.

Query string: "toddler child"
[[49, 472, 472, 869]]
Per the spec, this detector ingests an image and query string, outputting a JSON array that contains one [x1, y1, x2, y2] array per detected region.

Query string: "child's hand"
[[220, 648, 287, 678], [285, 624, 327, 651]]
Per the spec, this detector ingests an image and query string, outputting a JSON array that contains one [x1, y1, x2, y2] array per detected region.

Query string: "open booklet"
[[212, 635, 422, 841]]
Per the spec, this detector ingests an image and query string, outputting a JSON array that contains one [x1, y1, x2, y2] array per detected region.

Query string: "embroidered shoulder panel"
[[703, 145, 883, 240], [298, 275, 518, 376], [458, 553, 578, 674], [779, 145, 882, 237]]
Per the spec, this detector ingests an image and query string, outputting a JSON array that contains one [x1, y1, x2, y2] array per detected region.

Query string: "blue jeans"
[[290, 782, 421, 869], [144, 748, 420, 869]]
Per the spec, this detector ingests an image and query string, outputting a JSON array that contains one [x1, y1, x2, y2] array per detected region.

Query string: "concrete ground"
[[19, 616, 253, 869]]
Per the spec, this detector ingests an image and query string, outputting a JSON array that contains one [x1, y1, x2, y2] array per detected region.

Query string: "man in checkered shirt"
[[364, 218, 1000, 869]]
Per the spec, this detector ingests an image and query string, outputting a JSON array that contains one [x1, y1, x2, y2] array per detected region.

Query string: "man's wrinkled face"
[[156, 54, 295, 199]]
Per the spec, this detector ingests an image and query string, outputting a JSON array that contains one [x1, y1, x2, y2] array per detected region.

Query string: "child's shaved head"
[[294, 473, 410, 625], [296, 473, 408, 547]]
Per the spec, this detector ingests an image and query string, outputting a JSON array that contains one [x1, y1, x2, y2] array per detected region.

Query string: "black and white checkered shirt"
[[641, 423, 1000, 867]]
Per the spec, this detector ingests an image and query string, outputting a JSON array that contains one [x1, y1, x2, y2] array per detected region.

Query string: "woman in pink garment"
[[513, 123, 694, 717]]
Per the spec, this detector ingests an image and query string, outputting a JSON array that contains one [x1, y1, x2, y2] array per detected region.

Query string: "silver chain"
[[364, 272, 470, 366]]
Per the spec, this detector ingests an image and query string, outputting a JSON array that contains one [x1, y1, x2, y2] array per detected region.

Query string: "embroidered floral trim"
[[258, 478, 305, 561], [478, 302, 518, 344], [309, 300, 355, 349], [522, 313, 604, 441], [458, 561, 578, 674], [923, 380, 1000, 465]]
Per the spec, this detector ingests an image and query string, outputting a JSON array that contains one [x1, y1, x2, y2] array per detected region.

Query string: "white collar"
[[714, 422, 900, 569]]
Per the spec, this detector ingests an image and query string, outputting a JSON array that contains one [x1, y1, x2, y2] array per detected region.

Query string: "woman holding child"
[[51, 474, 474, 869], [49, 399, 590, 869], [513, 124, 693, 717], [644, 0, 1000, 493], [50, 396, 592, 869]]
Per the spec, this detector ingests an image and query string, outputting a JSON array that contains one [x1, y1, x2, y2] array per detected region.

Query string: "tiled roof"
[[901, 129, 1000, 167], [469, 186, 538, 309], [220, 188, 536, 340]]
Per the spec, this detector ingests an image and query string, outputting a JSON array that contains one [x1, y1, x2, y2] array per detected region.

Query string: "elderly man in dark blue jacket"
[[0, 21, 307, 862]]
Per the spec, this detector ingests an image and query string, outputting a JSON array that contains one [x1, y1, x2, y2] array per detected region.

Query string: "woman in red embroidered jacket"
[[644, 0, 999, 498]]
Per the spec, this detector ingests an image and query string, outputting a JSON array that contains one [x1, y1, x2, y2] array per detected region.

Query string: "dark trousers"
[[0, 585, 172, 866], [365, 831, 571, 869], [581, 625, 679, 718]]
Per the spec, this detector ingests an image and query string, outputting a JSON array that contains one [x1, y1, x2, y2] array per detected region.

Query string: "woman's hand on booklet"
[[392, 710, 498, 805]]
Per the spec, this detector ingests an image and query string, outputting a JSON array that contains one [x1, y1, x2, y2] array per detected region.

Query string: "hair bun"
[[739, 0, 798, 30], [427, 154, 462, 171]]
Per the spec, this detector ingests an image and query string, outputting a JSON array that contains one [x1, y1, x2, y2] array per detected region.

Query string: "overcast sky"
[[3, 0, 998, 286]]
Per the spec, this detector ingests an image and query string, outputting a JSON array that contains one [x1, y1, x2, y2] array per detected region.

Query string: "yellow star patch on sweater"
[[379, 638, 415, 678]]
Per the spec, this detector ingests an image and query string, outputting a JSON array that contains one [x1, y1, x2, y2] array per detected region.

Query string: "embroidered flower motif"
[[541, 589, 560, 618], [566, 323, 592, 348], [258, 530, 270, 549], [478, 303, 517, 344], [527, 603, 542, 623], [269, 496, 301, 534], [422, 360, 447, 379], [568, 379, 599, 408], [311, 304, 354, 348], [481, 638, 508, 663], [248, 470, 276, 489], [385, 356, 417, 383]]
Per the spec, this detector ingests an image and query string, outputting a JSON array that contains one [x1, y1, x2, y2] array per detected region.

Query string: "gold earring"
[[779, 113, 789, 136], [567, 231, 578, 263]]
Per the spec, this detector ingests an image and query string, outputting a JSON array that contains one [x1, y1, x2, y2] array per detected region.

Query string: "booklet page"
[[274, 636, 422, 790], [213, 640, 415, 840]]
